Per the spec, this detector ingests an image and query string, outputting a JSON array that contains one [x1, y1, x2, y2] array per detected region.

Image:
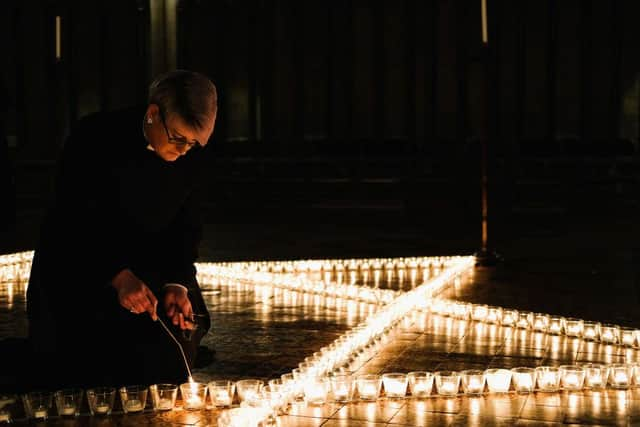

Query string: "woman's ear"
[[145, 104, 160, 123]]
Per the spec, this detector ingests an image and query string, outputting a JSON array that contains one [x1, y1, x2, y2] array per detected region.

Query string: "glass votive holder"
[[430, 299, 447, 315], [0, 395, 17, 423], [501, 309, 518, 327], [511, 367, 536, 393], [583, 363, 608, 389], [583, 321, 601, 341], [452, 303, 471, 320], [303, 377, 329, 405], [236, 379, 263, 403], [532, 313, 550, 333], [407, 371, 434, 398], [330, 374, 355, 402], [620, 327, 636, 347], [267, 379, 283, 393], [485, 369, 512, 393], [180, 382, 207, 410], [535, 366, 561, 392], [559, 365, 585, 391], [565, 318, 584, 337], [516, 311, 532, 329], [608, 363, 633, 389], [548, 317, 565, 335], [149, 384, 178, 411], [486, 306, 503, 324], [600, 324, 620, 345], [460, 370, 485, 395], [356, 374, 382, 401], [382, 373, 408, 399], [22, 391, 53, 420], [87, 387, 115, 416], [54, 388, 83, 417], [434, 371, 460, 396], [208, 381, 235, 407], [119, 385, 147, 414], [471, 304, 489, 322]]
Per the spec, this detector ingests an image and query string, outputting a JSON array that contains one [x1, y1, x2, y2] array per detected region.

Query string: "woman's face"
[[144, 104, 216, 162]]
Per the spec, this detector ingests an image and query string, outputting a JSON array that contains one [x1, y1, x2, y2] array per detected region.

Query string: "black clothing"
[[27, 107, 211, 388]]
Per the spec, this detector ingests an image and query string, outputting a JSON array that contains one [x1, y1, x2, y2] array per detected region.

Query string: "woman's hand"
[[111, 269, 158, 320], [164, 285, 194, 330]]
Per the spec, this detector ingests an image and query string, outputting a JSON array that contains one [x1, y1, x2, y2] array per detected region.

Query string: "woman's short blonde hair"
[[148, 70, 217, 131]]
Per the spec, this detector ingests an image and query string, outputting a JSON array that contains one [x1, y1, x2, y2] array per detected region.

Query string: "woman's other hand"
[[164, 285, 194, 330]]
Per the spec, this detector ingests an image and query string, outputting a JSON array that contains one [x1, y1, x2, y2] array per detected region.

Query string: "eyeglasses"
[[159, 109, 201, 149]]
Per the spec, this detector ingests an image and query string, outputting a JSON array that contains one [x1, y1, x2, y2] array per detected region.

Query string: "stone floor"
[[1, 207, 640, 425]]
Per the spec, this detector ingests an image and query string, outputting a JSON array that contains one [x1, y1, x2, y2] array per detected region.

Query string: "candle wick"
[[157, 317, 193, 380]]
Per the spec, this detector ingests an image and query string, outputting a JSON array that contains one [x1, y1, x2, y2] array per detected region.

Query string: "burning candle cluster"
[[196, 255, 473, 306], [0, 251, 33, 283], [424, 298, 640, 348]]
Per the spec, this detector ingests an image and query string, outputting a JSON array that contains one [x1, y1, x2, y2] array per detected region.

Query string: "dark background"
[[0, 0, 638, 262]]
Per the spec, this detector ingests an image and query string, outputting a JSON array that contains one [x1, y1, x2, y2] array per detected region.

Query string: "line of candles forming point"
[[424, 298, 640, 348]]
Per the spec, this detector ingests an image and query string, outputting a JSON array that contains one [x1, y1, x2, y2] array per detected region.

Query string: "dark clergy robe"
[[27, 106, 212, 388]]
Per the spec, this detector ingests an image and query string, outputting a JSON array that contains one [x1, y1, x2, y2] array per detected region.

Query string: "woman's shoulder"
[[73, 106, 146, 138]]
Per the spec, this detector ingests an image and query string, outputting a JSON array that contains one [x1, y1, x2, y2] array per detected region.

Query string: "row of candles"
[[0, 381, 216, 422], [207, 255, 458, 274], [234, 363, 640, 408], [5, 362, 640, 424], [197, 267, 400, 306], [0, 251, 33, 268], [0, 251, 33, 283], [424, 298, 640, 347]]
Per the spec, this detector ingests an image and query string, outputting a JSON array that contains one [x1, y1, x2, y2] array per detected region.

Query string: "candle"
[[61, 405, 76, 416], [621, 329, 636, 347], [304, 378, 329, 405], [609, 364, 631, 388], [533, 314, 549, 332], [96, 403, 110, 414], [485, 369, 511, 393], [583, 322, 600, 341], [382, 373, 407, 398], [125, 399, 143, 412], [461, 370, 484, 395], [359, 383, 378, 400], [356, 375, 381, 401], [435, 372, 460, 396], [187, 396, 202, 408], [548, 317, 564, 335], [471, 305, 488, 322], [535, 367, 560, 392], [0, 413, 10, 422], [515, 311, 532, 329], [407, 372, 433, 398], [95, 404, 110, 414], [564, 374, 578, 387], [615, 371, 627, 383], [511, 368, 535, 393], [440, 382, 455, 394], [583, 364, 607, 389], [332, 384, 350, 401], [157, 398, 173, 410], [559, 365, 585, 391], [501, 310, 518, 327], [34, 409, 47, 419], [214, 390, 232, 407], [564, 318, 583, 337], [487, 307, 502, 324]]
